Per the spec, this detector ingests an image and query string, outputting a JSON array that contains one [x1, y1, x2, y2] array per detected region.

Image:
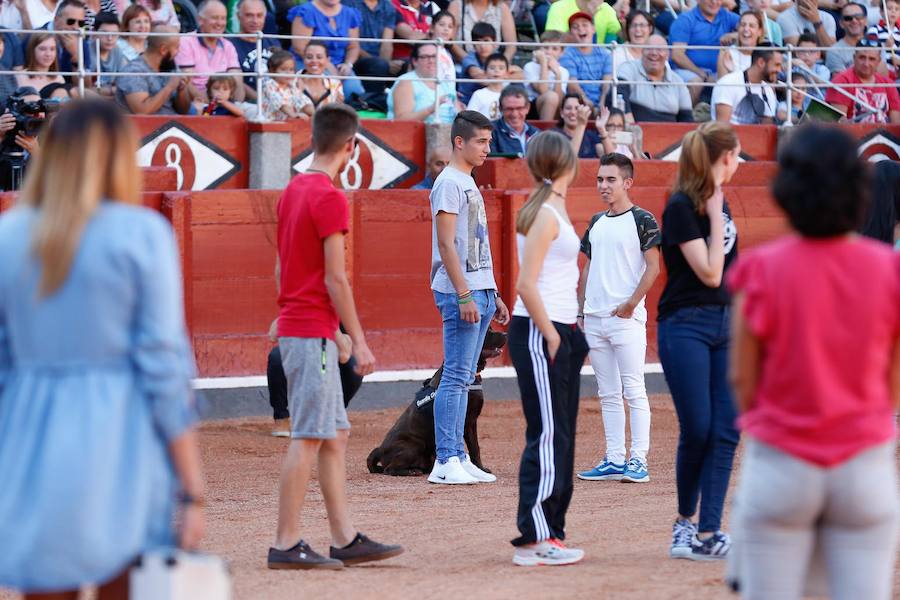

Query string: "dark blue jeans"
[[658, 305, 739, 533]]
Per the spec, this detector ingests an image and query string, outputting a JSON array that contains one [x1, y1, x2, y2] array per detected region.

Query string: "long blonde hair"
[[21, 99, 141, 296], [516, 130, 577, 235], [674, 121, 738, 214]]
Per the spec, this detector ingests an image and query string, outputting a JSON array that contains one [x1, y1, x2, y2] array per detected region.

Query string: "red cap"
[[568, 11, 593, 27]]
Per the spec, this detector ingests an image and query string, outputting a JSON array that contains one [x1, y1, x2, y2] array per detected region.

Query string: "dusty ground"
[[4, 395, 898, 599]]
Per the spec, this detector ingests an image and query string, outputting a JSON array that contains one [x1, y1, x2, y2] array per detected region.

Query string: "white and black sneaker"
[[689, 531, 731, 561], [427, 456, 478, 484], [513, 539, 584, 566], [670, 518, 697, 559], [459, 455, 496, 482]]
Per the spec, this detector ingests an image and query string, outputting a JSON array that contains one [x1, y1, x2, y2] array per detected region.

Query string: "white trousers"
[[583, 314, 651, 464], [732, 439, 899, 600]]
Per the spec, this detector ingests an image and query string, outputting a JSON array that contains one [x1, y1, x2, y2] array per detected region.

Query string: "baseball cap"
[[568, 11, 593, 27]]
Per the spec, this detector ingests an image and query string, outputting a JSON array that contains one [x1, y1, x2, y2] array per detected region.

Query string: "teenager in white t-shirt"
[[576, 152, 661, 484]]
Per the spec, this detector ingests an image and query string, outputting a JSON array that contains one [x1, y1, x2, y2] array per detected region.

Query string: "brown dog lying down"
[[366, 329, 507, 476]]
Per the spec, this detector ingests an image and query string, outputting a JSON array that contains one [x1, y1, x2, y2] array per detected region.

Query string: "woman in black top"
[[658, 121, 741, 562]]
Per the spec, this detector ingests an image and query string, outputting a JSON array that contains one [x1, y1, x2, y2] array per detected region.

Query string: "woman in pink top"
[[728, 124, 900, 600]]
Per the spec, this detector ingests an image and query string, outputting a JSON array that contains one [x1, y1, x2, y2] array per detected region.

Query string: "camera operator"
[[0, 86, 45, 190]]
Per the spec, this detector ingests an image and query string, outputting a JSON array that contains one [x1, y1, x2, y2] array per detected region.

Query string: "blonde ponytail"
[[673, 121, 738, 214], [516, 131, 577, 234]]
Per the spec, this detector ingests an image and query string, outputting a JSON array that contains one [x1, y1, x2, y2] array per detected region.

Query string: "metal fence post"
[[785, 45, 793, 127], [255, 31, 265, 122], [77, 29, 85, 97]]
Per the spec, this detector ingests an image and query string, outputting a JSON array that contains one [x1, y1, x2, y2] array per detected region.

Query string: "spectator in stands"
[[523, 30, 568, 120], [430, 11, 457, 88], [545, 0, 620, 43], [554, 93, 612, 157], [21, 0, 55, 29], [560, 11, 612, 110], [288, 0, 365, 100], [0, 0, 28, 30], [716, 11, 764, 79], [827, 3, 867, 74], [712, 43, 781, 124], [203, 73, 245, 115], [612, 10, 654, 68], [619, 34, 694, 122], [793, 33, 830, 98], [776, 71, 812, 123], [298, 39, 345, 107], [134, 0, 180, 28], [826, 42, 900, 123], [94, 12, 125, 97], [412, 145, 450, 189], [232, 0, 280, 101], [864, 0, 900, 75], [391, 0, 436, 61], [447, 0, 516, 63], [467, 52, 506, 119], [78, 0, 119, 30], [489, 84, 539, 155], [32, 0, 94, 82], [746, 0, 784, 45], [388, 41, 456, 122], [261, 49, 313, 119], [459, 21, 498, 104], [117, 27, 192, 114], [778, 0, 836, 46], [176, 0, 244, 103], [604, 107, 642, 158], [0, 33, 20, 105], [117, 4, 151, 61], [342, 0, 397, 96], [670, 0, 739, 104], [17, 33, 65, 95]]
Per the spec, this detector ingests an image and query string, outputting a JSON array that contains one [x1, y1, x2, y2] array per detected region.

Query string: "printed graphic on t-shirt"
[[853, 88, 891, 123], [723, 211, 737, 254], [466, 190, 491, 272]]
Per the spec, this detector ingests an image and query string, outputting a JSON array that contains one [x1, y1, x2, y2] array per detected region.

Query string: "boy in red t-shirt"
[[267, 104, 404, 570]]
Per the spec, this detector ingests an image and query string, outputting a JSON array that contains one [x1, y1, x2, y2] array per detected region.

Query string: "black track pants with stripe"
[[509, 316, 589, 546]]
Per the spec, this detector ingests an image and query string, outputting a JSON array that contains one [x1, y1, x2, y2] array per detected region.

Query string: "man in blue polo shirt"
[[669, 0, 738, 104], [559, 11, 612, 110]]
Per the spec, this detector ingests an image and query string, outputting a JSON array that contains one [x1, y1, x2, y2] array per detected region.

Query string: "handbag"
[[130, 550, 231, 600]]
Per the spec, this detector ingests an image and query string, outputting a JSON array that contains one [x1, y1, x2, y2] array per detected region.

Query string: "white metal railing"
[[2, 28, 896, 124]]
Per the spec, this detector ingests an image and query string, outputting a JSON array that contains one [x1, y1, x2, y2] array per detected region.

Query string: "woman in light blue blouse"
[[0, 99, 205, 598]]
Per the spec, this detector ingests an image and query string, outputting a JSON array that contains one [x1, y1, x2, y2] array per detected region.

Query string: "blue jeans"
[[658, 305, 739, 533], [433, 289, 496, 463], [342, 72, 365, 101]]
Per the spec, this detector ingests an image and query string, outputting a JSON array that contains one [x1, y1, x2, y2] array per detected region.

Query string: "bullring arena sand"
[[3, 394, 899, 599]]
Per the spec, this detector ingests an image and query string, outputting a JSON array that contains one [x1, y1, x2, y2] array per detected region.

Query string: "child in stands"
[[203, 74, 245, 117], [261, 49, 313, 121], [467, 53, 508, 120]]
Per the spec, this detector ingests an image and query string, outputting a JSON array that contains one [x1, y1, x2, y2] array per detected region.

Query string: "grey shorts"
[[278, 336, 350, 439]]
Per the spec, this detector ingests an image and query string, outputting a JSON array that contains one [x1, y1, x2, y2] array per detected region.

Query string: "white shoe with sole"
[[427, 456, 478, 484], [513, 540, 584, 566], [459, 455, 496, 482]]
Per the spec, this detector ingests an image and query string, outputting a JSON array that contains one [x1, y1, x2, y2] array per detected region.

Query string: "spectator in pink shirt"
[[175, 0, 244, 103], [728, 124, 900, 600]]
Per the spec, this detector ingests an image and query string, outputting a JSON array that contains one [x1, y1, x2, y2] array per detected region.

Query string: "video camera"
[[0, 87, 56, 191]]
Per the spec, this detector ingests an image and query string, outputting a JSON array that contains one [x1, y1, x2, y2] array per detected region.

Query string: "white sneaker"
[[427, 456, 478, 484], [513, 540, 585, 566], [459, 455, 497, 482]]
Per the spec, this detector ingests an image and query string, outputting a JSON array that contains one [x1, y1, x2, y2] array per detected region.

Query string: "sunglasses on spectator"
[[65, 18, 87, 27], [841, 13, 866, 21]]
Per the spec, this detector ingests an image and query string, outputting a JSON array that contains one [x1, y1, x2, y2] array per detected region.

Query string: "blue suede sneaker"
[[621, 457, 650, 483], [576, 458, 625, 481]]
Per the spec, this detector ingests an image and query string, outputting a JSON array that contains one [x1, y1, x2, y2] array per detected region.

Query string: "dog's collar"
[[469, 384, 483, 391]]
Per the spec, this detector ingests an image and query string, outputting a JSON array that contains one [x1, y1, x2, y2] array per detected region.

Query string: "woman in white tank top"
[[508, 130, 590, 567]]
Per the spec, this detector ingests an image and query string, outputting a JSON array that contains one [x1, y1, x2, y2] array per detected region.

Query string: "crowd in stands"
[[0, 0, 897, 164]]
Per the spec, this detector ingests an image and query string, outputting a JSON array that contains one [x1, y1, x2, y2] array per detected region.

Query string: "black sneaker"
[[268, 540, 344, 570], [329, 532, 404, 565], [689, 531, 731, 561]]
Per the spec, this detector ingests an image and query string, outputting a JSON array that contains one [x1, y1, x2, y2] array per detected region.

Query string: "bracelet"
[[458, 296, 474, 305], [577, 314, 584, 319], [457, 290, 472, 300], [178, 492, 205, 507]]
